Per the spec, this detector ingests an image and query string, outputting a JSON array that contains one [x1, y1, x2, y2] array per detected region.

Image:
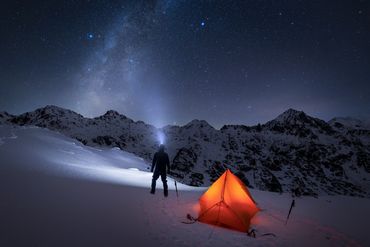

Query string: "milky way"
[[1, 1, 369, 127]]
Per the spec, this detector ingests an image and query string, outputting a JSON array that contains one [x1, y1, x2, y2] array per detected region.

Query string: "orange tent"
[[198, 169, 259, 232]]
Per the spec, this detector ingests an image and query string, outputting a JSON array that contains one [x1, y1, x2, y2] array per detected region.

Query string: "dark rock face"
[[189, 172, 204, 186], [92, 136, 116, 146], [171, 148, 197, 173], [261, 158, 282, 171], [357, 151, 370, 173], [0, 111, 13, 124], [255, 168, 282, 193], [235, 171, 252, 188], [2, 105, 370, 197], [208, 162, 227, 182]]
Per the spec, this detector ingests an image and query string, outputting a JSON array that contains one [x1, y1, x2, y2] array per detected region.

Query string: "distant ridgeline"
[[1, 105, 370, 197]]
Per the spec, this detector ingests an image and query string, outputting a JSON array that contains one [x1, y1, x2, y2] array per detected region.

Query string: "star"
[[87, 33, 94, 40], [200, 21, 205, 27]]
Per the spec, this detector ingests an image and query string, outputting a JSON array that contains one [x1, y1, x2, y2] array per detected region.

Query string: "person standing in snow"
[[150, 144, 170, 197]]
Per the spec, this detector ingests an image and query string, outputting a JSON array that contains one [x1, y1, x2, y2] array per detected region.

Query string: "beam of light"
[[46, 156, 202, 191], [157, 129, 165, 145], [0, 126, 204, 191]]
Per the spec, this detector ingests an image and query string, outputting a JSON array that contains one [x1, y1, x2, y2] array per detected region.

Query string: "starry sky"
[[1, 0, 369, 128]]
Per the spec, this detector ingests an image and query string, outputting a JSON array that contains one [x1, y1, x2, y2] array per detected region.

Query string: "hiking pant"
[[151, 170, 168, 195]]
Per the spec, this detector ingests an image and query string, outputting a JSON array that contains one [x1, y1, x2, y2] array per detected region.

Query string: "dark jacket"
[[151, 151, 170, 173]]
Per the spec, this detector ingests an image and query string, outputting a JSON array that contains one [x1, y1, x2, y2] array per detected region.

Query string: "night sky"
[[1, 1, 369, 128]]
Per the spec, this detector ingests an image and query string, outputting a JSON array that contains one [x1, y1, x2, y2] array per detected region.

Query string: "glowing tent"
[[198, 169, 259, 232]]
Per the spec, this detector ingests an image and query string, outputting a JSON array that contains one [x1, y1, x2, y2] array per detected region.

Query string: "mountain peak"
[[264, 108, 335, 137], [104, 110, 121, 116], [31, 105, 84, 118], [184, 119, 214, 129], [268, 108, 313, 125], [36, 105, 68, 112], [275, 108, 306, 121], [98, 110, 133, 122]]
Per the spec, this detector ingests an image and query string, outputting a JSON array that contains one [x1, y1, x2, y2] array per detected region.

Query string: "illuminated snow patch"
[[0, 125, 203, 192]]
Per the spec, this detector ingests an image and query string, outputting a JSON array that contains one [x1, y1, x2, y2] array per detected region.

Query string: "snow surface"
[[1, 125, 369, 246]]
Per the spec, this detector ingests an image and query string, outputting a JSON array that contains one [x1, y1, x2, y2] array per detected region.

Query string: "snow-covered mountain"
[[2, 105, 370, 197]]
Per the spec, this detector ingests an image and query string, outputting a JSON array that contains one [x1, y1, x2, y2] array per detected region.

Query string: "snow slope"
[[1, 125, 370, 246], [0, 125, 197, 191]]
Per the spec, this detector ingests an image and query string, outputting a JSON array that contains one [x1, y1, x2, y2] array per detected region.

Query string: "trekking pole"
[[285, 199, 295, 225], [174, 180, 179, 198]]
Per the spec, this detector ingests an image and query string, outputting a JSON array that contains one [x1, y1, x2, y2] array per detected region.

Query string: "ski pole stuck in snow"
[[285, 199, 295, 225]]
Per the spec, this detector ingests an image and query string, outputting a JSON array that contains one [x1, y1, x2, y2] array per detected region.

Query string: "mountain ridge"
[[1, 105, 369, 197]]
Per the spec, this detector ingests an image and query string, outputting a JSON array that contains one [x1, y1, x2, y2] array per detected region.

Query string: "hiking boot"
[[164, 190, 168, 197], [150, 190, 155, 194]]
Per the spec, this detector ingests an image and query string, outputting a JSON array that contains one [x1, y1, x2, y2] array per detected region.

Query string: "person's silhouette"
[[150, 144, 170, 197]]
